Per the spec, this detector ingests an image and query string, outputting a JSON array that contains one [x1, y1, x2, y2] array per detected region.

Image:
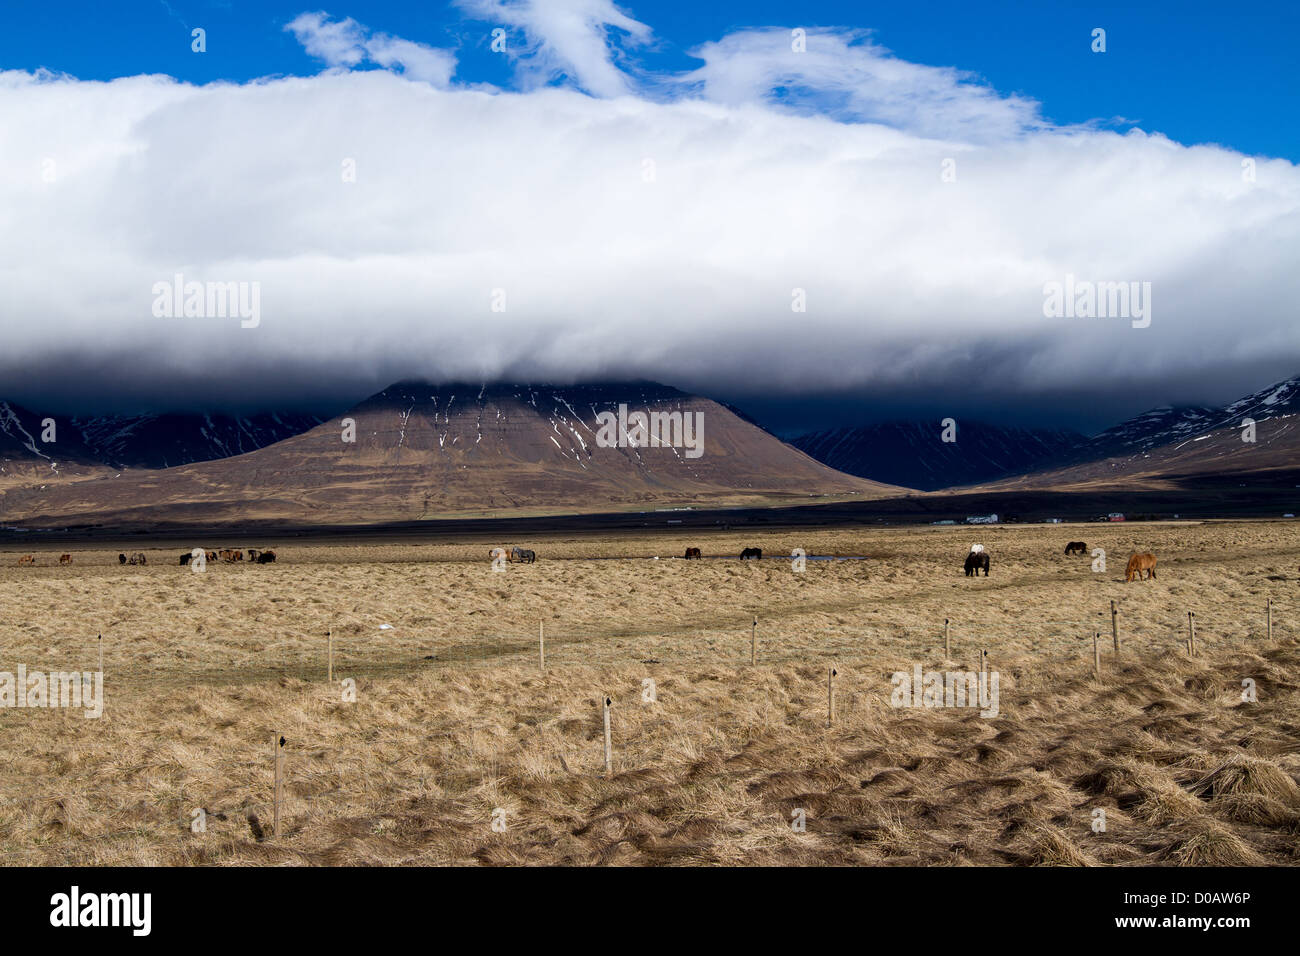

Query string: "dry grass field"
[[1, 519, 1298, 865]]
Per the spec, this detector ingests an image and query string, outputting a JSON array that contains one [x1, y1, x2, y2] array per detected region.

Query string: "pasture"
[[1, 519, 1298, 865]]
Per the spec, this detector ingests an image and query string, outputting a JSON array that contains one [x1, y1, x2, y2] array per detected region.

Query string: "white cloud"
[[675, 27, 1044, 142], [456, 0, 651, 96], [0, 9, 1297, 416], [285, 12, 457, 86]]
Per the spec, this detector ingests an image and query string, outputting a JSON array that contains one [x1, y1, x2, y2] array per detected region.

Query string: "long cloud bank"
[[0, 8, 1298, 419]]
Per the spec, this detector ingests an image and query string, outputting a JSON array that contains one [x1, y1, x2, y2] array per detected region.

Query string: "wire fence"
[[2, 598, 1294, 692]]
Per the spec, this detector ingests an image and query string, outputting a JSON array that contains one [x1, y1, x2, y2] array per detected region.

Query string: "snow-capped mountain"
[[0, 402, 322, 473], [1066, 405, 1222, 462], [70, 412, 324, 469], [0, 402, 105, 483], [988, 374, 1300, 489], [791, 420, 1082, 491]]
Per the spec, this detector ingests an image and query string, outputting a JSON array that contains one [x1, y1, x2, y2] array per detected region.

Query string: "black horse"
[[512, 547, 536, 564], [740, 547, 762, 560], [1064, 541, 1088, 555], [964, 551, 990, 576]]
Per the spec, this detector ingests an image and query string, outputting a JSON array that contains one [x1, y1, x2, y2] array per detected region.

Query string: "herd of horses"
[[1059, 541, 1157, 581], [491, 547, 536, 563], [6, 540, 1162, 581], [478, 542, 1160, 582], [962, 542, 1156, 582], [10, 548, 276, 566], [674, 541, 1158, 583], [178, 548, 277, 565], [682, 547, 759, 559]]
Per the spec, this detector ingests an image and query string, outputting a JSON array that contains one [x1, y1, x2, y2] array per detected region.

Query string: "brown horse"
[[684, 547, 702, 559], [1063, 541, 1087, 555], [1125, 552, 1157, 582], [18, 555, 34, 566], [59, 554, 72, 565]]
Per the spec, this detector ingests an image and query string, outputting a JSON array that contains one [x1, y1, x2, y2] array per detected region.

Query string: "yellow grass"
[[1, 519, 1298, 865]]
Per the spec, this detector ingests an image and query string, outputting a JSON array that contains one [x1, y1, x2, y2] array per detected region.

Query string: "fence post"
[[827, 667, 837, 727], [1093, 632, 1101, 676], [1188, 611, 1196, 656], [539, 621, 545, 670], [273, 733, 285, 839], [327, 627, 333, 683], [602, 696, 613, 777], [1266, 598, 1273, 642], [751, 617, 757, 665], [1111, 600, 1119, 653], [97, 633, 103, 676], [944, 618, 951, 659], [980, 648, 987, 676]]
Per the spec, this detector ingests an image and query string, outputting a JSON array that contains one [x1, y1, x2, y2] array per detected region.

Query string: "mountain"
[[0, 382, 901, 529], [0, 402, 108, 488], [1060, 405, 1220, 465], [70, 412, 324, 469], [791, 420, 1083, 491], [985, 375, 1300, 491], [0, 401, 322, 475]]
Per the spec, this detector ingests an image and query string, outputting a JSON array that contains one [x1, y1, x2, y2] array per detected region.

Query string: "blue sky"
[[3, 0, 1298, 161]]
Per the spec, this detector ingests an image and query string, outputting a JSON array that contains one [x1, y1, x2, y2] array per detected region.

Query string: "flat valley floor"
[[1, 519, 1298, 865]]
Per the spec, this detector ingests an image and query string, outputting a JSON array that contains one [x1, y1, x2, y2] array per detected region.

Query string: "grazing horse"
[[964, 551, 990, 576], [740, 547, 762, 560], [118, 553, 127, 564], [206, 551, 217, 562], [128, 552, 147, 565], [18, 555, 34, 566], [1125, 552, 1157, 582], [1064, 541, 1088, 555], [180, 552, 192, 565], [247, 549, 261, 562], [684, 547, 702, 559], [256, 550, 277, 564], [59, 554, 72, 565], [511, 547, 536, 564], [218, 549, 241, 563]]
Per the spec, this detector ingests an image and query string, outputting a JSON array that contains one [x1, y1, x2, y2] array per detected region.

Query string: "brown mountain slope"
[[0, 383, 902, 529]]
